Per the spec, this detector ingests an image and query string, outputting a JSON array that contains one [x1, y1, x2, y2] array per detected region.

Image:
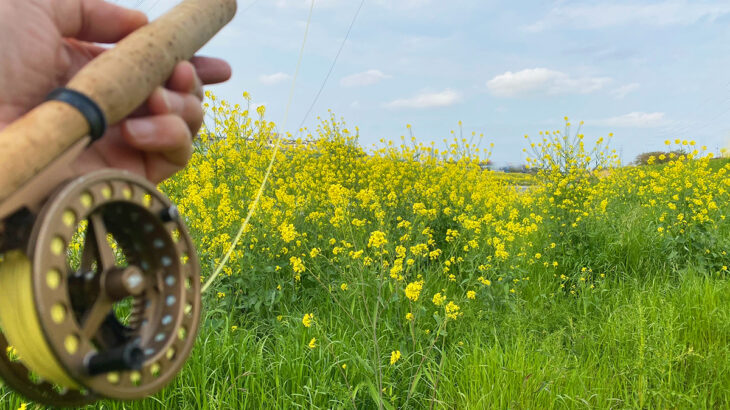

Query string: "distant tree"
[[499, 164, 536, 174]]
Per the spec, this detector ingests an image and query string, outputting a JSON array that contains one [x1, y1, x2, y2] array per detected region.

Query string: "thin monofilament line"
[[202, 0, 315, 294], [298, 0, 366, 131]]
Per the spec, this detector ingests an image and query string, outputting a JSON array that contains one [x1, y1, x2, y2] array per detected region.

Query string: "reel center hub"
[[103, 266, 146, 300]]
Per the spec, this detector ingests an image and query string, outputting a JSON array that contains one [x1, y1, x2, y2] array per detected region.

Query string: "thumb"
[[53, 0, 148, 43]]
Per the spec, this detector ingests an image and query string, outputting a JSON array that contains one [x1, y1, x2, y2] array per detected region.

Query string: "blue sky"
[[117, 0, 730, 166]]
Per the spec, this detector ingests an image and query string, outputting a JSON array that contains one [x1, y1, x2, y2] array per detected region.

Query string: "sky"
[[115, 0, 730, 167]]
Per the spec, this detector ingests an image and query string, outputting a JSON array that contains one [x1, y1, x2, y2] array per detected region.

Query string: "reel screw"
[[105, 267, 146, 300], [159, 205, 179, 222], [86, 342, 144, 376]]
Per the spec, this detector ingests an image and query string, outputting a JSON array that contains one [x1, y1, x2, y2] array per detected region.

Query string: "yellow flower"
[[302, 313, 314, 328], [432, 292, 446, 306], [277, 315, 283, 321], [340, 283, 348, 291], [290, 256, 305, 273], [217, 292, 225, 299], [308, 338, 317, 349], [466, 290, 476, 300], [278, 222, 298, 243], [404, 280, 424, 301], [18, 404, 27, 410], [342, 363, 347, 369], [231, 325, 238, 331], [6, 345, 18, 359], [445, 301, 461, 319], [368, 230, 388, 248], [405, 312, 414, 321], [390, 350, 401, 365]]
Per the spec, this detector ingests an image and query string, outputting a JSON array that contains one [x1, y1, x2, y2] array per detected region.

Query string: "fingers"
[[75, 121, 190, 184], [74, 126, 147, 177], [147, 87, 204, 133], [54, 0, 148, 43], [165, 61, 204, 100], [121, 115, 193, 180], [124, 61, 207, 137], [190, 56, 232, 85]]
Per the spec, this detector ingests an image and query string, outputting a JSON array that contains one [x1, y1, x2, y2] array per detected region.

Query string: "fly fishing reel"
[[0, 170, 201, 406]]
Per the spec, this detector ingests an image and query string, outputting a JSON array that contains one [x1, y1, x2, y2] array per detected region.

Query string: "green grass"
[[4, 268, 728, 409]]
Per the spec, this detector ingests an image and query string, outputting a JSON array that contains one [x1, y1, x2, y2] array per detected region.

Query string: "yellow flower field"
[[130, 92, 730, 407], [9, 92, 722, 409]]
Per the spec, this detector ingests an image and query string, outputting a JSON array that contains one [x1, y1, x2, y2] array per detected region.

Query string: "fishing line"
[[297, 0, 367, 131], [202, 0, 368, 293], [0, 251, 80, 388], [201, 0, 316, 294]]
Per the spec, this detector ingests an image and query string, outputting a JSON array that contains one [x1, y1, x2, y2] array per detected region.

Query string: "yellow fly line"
[[0, 250, 79, 388], [201, 0, 316, 294]]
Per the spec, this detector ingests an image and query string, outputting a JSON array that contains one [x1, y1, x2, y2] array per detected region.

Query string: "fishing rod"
[[0, 0, 236, 405]]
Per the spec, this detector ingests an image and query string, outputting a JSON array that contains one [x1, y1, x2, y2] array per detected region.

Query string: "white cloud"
[[486, 68, 610, 97], [610, 83, 640, 99], [526, 1, 730, 32], [340, 69, 391, 87], [593, 112, 666, 128], [384, 89, 462, 109], [258, 72, 292, 85]]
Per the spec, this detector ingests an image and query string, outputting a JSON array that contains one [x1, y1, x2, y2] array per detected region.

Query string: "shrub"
[[633, 150, 687, 166]]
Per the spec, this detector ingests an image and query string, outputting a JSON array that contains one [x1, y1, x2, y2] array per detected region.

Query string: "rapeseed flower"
[[390, 350, 401, 365], [405, 281, 424, 301], [445, 301, 462, 319]]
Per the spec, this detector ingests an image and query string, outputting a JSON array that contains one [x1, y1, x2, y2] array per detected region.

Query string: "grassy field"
[[3, 101, 730, 409]]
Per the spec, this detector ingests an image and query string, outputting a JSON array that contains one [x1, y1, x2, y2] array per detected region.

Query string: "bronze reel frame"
[[0, 169, 201, 405]]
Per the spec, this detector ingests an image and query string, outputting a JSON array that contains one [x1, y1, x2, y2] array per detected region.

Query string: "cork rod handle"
[[0, 0, 237, 201]]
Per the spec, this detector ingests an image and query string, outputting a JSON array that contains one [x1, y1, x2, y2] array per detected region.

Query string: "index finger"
[[54, 0, 148, 43]]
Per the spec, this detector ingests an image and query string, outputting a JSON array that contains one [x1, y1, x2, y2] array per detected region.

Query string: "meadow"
[[4, 93, 730, 409]]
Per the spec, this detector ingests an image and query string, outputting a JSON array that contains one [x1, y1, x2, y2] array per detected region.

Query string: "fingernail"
[[126, 119, 156, 141], [192, 75, 203, 99], [157, 88, 171, 112]]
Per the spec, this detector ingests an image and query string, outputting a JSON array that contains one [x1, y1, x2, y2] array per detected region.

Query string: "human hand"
[[0, 0, 231, 184]]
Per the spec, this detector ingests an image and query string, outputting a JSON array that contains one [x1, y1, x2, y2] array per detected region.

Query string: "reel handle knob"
[[86, 342, 145, 376]]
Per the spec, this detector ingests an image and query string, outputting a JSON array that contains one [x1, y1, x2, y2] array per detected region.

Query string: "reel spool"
[[0, 169, 201, 405]]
